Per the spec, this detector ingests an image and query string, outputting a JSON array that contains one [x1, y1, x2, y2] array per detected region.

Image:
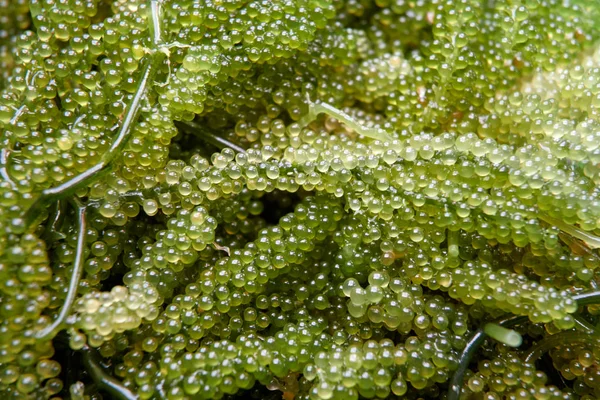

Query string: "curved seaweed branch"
[[447, 315, 528, 400], [573, 290, 600, 306], [523, 331, 600, 364], [175, 120, 247, 153], [297, 95, 393, 142], [42, 199, 67, 242], [0, 148, 17, 189], [81, 345, 138, 400], [539, 214, 600, 249], [35, 199, 87, 341], [447, 289, 600, 400], [23, 0, 166, 229]]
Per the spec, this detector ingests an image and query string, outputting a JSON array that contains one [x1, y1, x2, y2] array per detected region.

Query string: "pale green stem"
[[0, 148, 16, 189], [81, 345, 138, 400], [23, 0, 165, 229], [484, 323, 523, 347], [149, 0, 162, 47], [448, 229, 460, 258], [298, 97, 393, 142], [175, 120, 247, 153], [35, 199, 87, 341], [539, 214, 600, 249], [574, 316, 596, 333], [523, 331, 600, 363]]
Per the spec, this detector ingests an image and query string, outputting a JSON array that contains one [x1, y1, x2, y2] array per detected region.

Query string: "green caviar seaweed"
[[2, 0, 600, 399]]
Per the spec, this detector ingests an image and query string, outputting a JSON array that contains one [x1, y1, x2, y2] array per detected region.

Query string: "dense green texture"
[[2, 0, 600, 399]]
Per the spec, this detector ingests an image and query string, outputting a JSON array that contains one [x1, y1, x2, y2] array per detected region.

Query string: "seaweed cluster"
[[2, 0, 600, 399]]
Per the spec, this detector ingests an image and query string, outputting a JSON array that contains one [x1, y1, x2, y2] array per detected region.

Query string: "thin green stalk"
[[448, 229, 460, 258], [175, 120, 247, 153], [0, 148, 16, 189], [24, 57, 157, 228], [149, 0, 162, 47], [574, 316, 596, 332], [447, 315, 527, 400], [42, 199, 67, 241], [35, 199, 87, 341], [91, 191, 147, 209], [539, 214, 600, 249], [23, 0, 165, 229], [573, 290, 600, 306], [483, 323, 522, 347], [523, 331, 600, 363], [298, 96, 393, 142], [447, 290, 600, 400], [81, 345, 138, 400]]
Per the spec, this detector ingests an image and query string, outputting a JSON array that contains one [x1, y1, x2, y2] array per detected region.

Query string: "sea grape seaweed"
[[2, 0, 600, 399]]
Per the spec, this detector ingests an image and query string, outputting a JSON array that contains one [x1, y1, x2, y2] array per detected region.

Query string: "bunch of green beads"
[[0, 0, 31, 87], [74, 283, 160, 340], [28, 0, 101, 41], [123, 141, 583, 327], [548, 342, 600, 399], [153, 0, 337, 121], [1, 0, 600, 399], [0, 229, 58, 399], [461, 350, 575, 400]]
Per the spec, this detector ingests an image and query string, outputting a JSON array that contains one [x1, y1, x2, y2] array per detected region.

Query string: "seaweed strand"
[[22, 0, 165, 229], [35, 199, 87, 341]]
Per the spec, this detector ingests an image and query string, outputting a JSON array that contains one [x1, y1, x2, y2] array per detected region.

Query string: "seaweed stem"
[[447, 315, 527, 400], [539, 214, 600, 249], [35, 199, 87, 341], [175, 120, 247, 153], [0, 148, 17, 189], [523, 331, 600, 364], [447, 290, 600, 400], [23, 0, 165, 229], [298, 95, 393, 142], [81, 345, 138, 400]]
